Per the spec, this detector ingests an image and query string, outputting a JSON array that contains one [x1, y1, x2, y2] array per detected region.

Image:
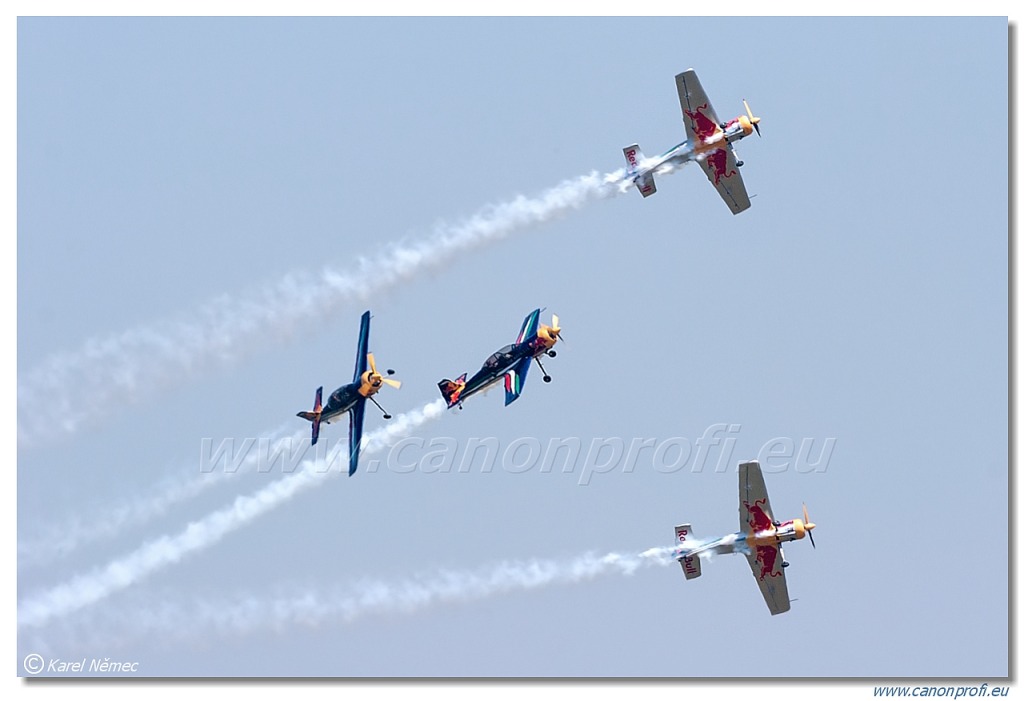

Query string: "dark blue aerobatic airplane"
[[296, 311, 401, 475], [437, 308, 562, 409]]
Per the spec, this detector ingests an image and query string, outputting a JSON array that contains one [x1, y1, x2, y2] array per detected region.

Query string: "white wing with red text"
[[673, 523, 703, 580]]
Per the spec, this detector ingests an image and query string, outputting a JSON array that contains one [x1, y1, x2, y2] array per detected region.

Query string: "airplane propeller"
[[367, 353, 402, 389], [743, 99, 761, 137], [802, 503, 816, 548], [548, 314, 565, 346]]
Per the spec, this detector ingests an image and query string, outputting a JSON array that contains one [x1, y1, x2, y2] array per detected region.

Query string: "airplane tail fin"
[[674, 523, 702, 580], [623, 144, 657, 198], [437, 373, 467, 408], [296, 386, 324, 445]]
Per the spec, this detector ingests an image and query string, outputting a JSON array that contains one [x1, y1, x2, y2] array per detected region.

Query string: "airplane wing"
[[698, 146, 750, 215], [347, 397, 366, 476], [503, 356, 531, 406], [676, 71, 750, 214], [352, 310, 371, 383], [515, 309, 541, 345], [738, 460, 776, 533], [738, 460, 790, 614], [745, 544, 791, 615], [676, 69, 722, 144]]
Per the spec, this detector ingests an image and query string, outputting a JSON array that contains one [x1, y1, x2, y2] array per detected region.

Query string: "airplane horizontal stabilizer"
[[679, 553, 702, 580], [635, 172, 657, 198], [310, 413, 322, 446], [623, 143, 644, 170], [623, 144, 657, 197], [296, 386, 324, 445], [674, 523, 702, 580]]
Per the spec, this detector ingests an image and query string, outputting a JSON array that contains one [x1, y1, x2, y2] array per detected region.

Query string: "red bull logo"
[[625, 148, 640, 169], [439, 374, 466, 406], [743, 499, 773, 532], [683, 556, 698, 576], [755, 545, 781, 580], [684, 103, 719, 141], [705, 149, 735, 185]]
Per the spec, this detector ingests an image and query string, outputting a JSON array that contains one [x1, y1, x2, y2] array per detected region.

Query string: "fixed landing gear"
[[534, 355, 552, 383], [369, 396, 392, 420], [737, 160, 744, 167], [547, 350, 557, 358], [782, 561, 790, 569]]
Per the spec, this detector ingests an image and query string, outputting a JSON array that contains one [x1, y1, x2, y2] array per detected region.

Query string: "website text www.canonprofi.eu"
[[199, 423, 837, 485]]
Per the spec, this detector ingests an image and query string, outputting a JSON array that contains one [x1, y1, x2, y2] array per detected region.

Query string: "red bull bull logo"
[[743, 499, 773, 532], [439, 374, 466, 406], [705, 149, 735, 185], [755, 545, 781, 580], [684, 103, 719, 142]]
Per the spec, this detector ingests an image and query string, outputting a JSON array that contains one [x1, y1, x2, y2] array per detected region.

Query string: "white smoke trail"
[[195, 549, 676, 635], [36, 547, 680, 647], [18, 400, 447, 629], [17, 421, 305, 569], [19, 171, 628, 445]]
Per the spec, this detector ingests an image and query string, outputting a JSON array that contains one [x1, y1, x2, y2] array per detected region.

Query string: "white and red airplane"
[[672, 460, 816, 615], [622, 69, 761, 214]]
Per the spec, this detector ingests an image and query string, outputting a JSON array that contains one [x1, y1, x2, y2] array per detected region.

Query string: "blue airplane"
[[437, 308, 562, 409], [296, 311, 401, 475]]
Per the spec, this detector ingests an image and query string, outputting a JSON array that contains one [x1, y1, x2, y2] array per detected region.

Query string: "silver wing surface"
[[745, 544, 791, 615], [738, 460, 775, 533], [676, 69, 721, 143], [697, 145, 750, 214]]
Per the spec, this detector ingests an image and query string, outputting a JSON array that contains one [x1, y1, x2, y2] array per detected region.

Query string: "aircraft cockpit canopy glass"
[[484, 345, 515, 368]]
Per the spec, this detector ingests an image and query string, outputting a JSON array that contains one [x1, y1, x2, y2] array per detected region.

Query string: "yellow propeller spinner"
[[541, 314, 564, 346], [799, 502, 816, 548], [367, 352, 402, 389], [743, 99, 761, 137]]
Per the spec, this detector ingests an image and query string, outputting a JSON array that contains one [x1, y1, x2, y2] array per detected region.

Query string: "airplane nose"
[[802, 503, 816, 548]]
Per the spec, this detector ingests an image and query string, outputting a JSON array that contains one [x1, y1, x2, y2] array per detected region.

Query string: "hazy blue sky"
[[16, 16, 1008, 681]]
